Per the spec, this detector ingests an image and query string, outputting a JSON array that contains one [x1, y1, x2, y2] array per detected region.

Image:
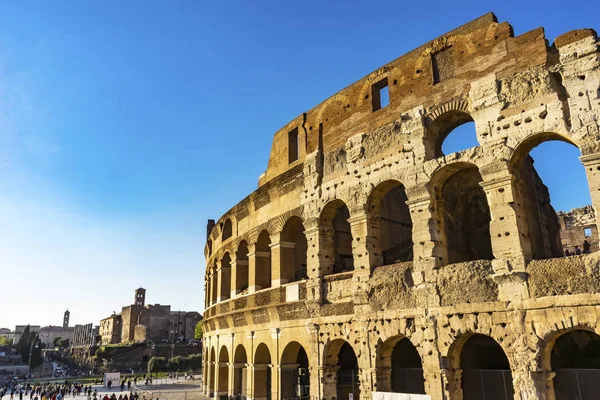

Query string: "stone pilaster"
[[348, 212, 378, 305], [581, 153, 600, 236]]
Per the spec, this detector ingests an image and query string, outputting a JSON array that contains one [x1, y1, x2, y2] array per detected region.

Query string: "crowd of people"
[[0, 381, 143, 400]]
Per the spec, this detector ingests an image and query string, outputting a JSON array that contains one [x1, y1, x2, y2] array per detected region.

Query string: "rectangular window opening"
[[584, 227, 592, 237], [372, 78, 389, 112], [288, 128, 299, 164]]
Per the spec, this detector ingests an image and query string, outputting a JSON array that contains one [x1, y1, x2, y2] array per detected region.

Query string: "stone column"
[[304, 218, 333, 304], [442, 368, 463, 400], [218, 266, 231, 302], [406, 195, 443, 308], [480, 168, 531, 301], [231, 260, 249, 297], [321, 365, 340, 400], [348, 211, 379, 305], [270, 232, 297, 286], [581, 153, 600, 236], [248, 243, 272, 293], [213, 358, 220, 400]]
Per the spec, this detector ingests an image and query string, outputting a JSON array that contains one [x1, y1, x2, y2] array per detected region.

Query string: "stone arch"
[[218, 345, 229, 397], [540, 327, 600, 400], [233, 344, 248, 398], [280, 341, 310, 399], [367, 180, 413, 266], [219, 252, 231, 302], [448, 333, 514, 400], [431, 162, 493, 265], [222, 218, 233, 241], [234, 240, 249, 296], [254, 343, 272, 400], [376, 336, 425, 394], [320, 200, 354, 275], [254, 230, 272, 291], [425, 104, 477, 159], [207, 239, 213, 257], [509, 132, 588, 260], [323, 339, 360, 400], [279, 216, 308, 284]]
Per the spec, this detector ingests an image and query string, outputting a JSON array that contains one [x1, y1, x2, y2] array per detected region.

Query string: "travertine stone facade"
[[202, 13, 600, 400]]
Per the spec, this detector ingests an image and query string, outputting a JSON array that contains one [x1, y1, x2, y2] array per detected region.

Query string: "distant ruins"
[[202, 13, 600, 400]]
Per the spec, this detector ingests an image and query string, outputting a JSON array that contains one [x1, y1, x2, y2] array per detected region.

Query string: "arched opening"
[[255, 231, 272, 290], [211, 261, 218, 305], [320, 200, 354, 275], [511, 135, 592, 259], [459, 334, 513, 400], [209, 347, 216, 396], [280, 216, 308, 284], [254, 343, 272, 400], [218, 346, 229, 398], [437, 164, 493, 264], [337, 342, 360, 400], [280, 342, 310, 399], [427, 110, 477, 158], [222, 219, 233, 241], [377, 337, 425, 394], [235, 241, 249, 296], [219, 253, 231, 302], [233, 345, 248, 399], [551, 329, 600, 399], [369, 181, 413, 266]]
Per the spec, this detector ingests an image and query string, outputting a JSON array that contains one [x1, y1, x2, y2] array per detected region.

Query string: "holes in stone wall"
[[432, 47, 454, 84]]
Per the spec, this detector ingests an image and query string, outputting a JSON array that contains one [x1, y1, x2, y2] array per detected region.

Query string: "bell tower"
[[135, 288, 146, 306], [63, 309, 70, 328]]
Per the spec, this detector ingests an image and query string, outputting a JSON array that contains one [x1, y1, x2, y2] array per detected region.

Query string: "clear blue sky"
[[0, 1, 596, 329]]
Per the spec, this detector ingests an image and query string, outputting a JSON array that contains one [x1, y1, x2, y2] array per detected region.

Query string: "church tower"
[[134, 288, 146, 306], [63, 309, 70, 328]]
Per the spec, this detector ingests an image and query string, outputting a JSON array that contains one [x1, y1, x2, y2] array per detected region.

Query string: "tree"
[[0, 336, 12, 347], [148, 356, 167, 373], [57, 338, 70, 349], [188, 354, 202, 371], [194, 321, 204, 340], [52, 336, 62, 348], [16, 325, 30, 356]]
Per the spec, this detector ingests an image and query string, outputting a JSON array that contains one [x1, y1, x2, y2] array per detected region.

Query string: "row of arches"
[[203, 329, 600, 400], [206, 126, 594, 307]]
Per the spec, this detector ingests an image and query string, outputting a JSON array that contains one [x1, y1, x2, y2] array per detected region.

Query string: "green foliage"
[[57, 338, 70, 348], [194, 321, 204, 340], [0, 336, 12, 347], [52, 336, 62, 348], [148, 354, 202, 373], [148, 356, 167, 373], [16, 326, 42, 367], [188, 353, 202, 370]]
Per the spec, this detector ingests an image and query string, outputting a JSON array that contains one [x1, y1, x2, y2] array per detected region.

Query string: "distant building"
[[38, 326, 74, 348], [170, 311, 202, 341], [13, 325, 40, 345], [72, 323, 99, 348], [106, 288, 202, 343], [99, 314, 122, 345], [558, 205, 599, 255]]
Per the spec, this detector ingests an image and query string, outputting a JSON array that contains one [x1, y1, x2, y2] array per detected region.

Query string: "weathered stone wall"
[[201, 13, 600, 400]]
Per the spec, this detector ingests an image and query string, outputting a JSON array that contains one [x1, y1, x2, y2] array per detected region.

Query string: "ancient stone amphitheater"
[[202, 13, 600, 400]]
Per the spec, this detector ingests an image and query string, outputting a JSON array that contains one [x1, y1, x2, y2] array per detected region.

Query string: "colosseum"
[[202, 13, 600, 400]]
